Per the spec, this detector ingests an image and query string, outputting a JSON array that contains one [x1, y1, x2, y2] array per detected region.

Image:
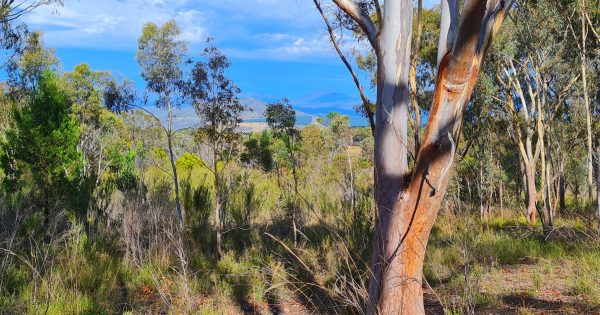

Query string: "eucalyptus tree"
[[7, 31, 58, 93], [492, 2, 579, 232], [563, 0, 600, 221], [321, 112, 359, 216], [187, 39, 246, 259], [1, 31, 57, 133], [65, 64, 111, 179], [597, 139, 600, 226], [0, 0, 62, 23], [63, 62, 137, 220], [312, 0, 514, 312], [240, 131, 274, 172], [136, 20, 187, 229], [265, 98, 302, 245]]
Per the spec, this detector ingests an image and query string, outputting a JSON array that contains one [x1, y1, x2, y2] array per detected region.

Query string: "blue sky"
[[21, 0, 438, 125]]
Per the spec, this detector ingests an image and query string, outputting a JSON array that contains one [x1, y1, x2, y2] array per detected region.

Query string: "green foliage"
[[265, 98, 297, 138], [111, 147, 140, 192], [415, 7, 441, 68], [137, 19, 187, 104], [183, 173, 212, 228], [64, 63, 135, 120], [1, 70, 82, 221], [265, 99, 302, 178], [301, 124, 327, 158], [189, 38, 245, 164], [7, 31, 59, 92], [324, 112, 350, 142], [227, 172, 260, 227], [241, 130, 274, 172]]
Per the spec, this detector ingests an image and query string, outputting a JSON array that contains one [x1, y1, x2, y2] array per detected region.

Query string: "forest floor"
[[476, 262, 600, 314], [227, 218, 600, 315], [235, 260, 600, 315], [429, 261, 600, 315], [4, 213, 600, 314]]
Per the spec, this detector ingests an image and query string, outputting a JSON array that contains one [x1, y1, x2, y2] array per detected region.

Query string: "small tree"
[[1, 70, 82, 230], [136, 20, 187, 229], [265, 98, 302, 245], [188, 38, 246, 259], [240, 130, 274, 172], [322, 113, 357, 216]]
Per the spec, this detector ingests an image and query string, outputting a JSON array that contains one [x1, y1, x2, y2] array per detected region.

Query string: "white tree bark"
[[438, 0, 459, 66]]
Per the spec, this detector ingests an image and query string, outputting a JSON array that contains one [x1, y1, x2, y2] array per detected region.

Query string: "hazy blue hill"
[[292, 92, 370, 127], [147, 98, 317, 129]]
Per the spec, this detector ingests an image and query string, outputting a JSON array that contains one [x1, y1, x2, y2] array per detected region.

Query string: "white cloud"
[[23, 0, 203, 50], [21, 0, 376, 61], [175, 9, 205, 43]]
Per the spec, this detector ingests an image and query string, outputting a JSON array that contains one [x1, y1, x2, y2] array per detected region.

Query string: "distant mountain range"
[[239, 98, 314, 124], [147, 96, 369, 130], [147, 98, 314, 130]]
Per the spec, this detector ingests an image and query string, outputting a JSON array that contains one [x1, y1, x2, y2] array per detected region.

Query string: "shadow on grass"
[[498, 292, 600, 314]]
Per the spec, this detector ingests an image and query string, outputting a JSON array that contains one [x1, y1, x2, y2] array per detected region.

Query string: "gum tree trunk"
[[559, 159, 566, 214], [525, 166, 537, 223], [167, 99, 184, 230], [368, 0, 413, 309], [319, 0, 512, 313], [597, 143, 599, 231], [584, 59, 594, 214], [372, 0, 513, 306], [542, 158, 553, 235], [214, 154, 223, 259], [373, 1, 512, 313], [499, 180, 504, 217], [579, 5, 594, 219]]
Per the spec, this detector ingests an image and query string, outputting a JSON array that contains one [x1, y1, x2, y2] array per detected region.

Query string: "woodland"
[[0, 0, 599, 314]]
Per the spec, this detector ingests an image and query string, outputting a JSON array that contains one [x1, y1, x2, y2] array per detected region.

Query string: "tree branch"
[[475, 0, 515, 59], [438, 0, 459, 66], [410, 0, 424, 153], [373, 0, 382, 29], [130, 105, 169, 135], [332, 0, 379, 50], [314, 0, 375, 135]]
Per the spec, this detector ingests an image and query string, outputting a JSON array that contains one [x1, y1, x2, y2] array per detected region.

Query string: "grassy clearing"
[[425, 215, 600, 313], [2, 211, 598, 314]]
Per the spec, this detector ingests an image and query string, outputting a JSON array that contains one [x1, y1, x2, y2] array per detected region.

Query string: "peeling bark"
[[369, 1, 512, 312], [410, 0, 424, 154]]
